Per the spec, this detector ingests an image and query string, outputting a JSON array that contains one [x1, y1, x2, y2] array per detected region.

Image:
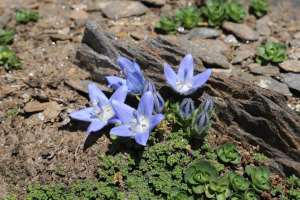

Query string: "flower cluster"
[[69, 54, 212, 146]]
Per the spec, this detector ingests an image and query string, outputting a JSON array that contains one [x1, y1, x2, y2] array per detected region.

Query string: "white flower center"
[[95, 104, 115, 122], [175, 79, 192, 92], [130, 115, 150, 134]]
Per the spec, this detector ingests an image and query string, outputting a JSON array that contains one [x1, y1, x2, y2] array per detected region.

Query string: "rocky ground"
[[0, 0, 299, 199]]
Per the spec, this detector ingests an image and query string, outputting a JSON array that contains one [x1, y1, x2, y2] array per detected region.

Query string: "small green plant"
[[253, 153, 267, 162], [0, 46, 20, 70], [169, 188, 194, 200], [250, 0, 269, 17], [256, 42, 288, 64], [217, 142, 241, 164], [286, 175, 300, 200], [246, 165, 271, 193], [244, 189, 260, 200], [270, 186, 285, 200], [0, 28, 14, 45], [3, 195, 17, 200], [184, 160, 218, 195], [15, 8, 39, 23], [155, 16, 182, 34], [228, 171, 250, 192], [205, 175, 231, 199], [202, 0, 228, 26], [7, 108, 18, 117], [174, 4, 202, 29], [226, 0, 246, 23]]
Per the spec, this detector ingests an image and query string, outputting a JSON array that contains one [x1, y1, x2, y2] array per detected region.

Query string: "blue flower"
[[69, 84, 128, 135], [106, 57, 145, 95], [110, 91, 165, 146], [164, 54, 212, 94], [179, 98, 195, 120]]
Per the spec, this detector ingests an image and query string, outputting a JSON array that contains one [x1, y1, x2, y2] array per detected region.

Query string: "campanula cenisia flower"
[[106, 57, 145, 95], [164, 54, 212, 94], [200, 98, 214, 113], [69, 84, 127, 135], [194, 112, 210, 133], [110, 91, 164, 146]]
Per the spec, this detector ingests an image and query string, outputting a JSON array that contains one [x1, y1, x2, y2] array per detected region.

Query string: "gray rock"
[[256, 16, 271, 36], [289, 39, 300, 48], [231, 50, 254, 64], [186, 27, 221, 39], [281, 73, 300, 92], [279, 60, 300, 73], [190, 38, 229, 54], [224, 34, 238, 43], [137, 0, 166, 6], [178, 38, 230, 69], [101, 1, 148, 19], [0, 9, 11, 29], [223, 22, 259, 41], [250, 65, 280, 76], [257, 76, 292, 96], [231, 67, 257, 84]]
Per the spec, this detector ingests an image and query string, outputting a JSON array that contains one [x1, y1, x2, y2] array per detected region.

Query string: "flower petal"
[[110, 125, 135, 137], [105, 75, 126, 90], [178, 54, 194, 82], [126, 72, 144, 94], [109, 85, 128, 103], [134, 131, 150, 146], [137, 91, 154, 119], [69, 107, 95, 122], [164, 62, 178, 86], [108, 117, 121, 125], [118, 57, 134, 76], [88, 84, 108, 106], [133, 59, 142, 74], [150, 113, 165, 131], [87, 120, 106, 135], [111, 100, 135, 125], [191, 68, 212, 89]]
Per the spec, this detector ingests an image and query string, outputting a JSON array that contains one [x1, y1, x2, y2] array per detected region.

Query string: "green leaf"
[[256, 42, 288, 63], [226, 0, 246, 23], [174, 4, 202, 29], [155, 16, 181, 34], [202, 0, 228, 26], [16, 8, 39, 23], [217, 142, 241, 164], [250, 0, 269, 17], [0, 28, 14, 45]]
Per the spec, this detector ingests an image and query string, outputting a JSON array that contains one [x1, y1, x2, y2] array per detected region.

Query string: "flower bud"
[[200, 98, 214, 113], [142, 80, 156, 94], [179, 98, 195, 120], [153, 91, 165, 113], [194, 112, 210, 133]]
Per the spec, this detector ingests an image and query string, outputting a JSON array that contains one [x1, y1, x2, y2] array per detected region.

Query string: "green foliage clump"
[[205, 175, 231, 199], [0, 29, 14, 45], [226, 0, 246, 23], [174, 4, 202, 29], [244, 189, 260, 200], [0, 46, 20, 70], [184, 160, 218, 195], [202, 0, 228, 26], [155, 16, 182, 34], [250, 0, 269, 17], [16, 8, 39, 23], [217, 142, 241, 164], [229, 171, 250, 192], [286, 175, 300, 200], [246, 165, 271, 193], [169, 188, 194, 200], [256, 42, 288, 64], [7, 108, 18, 117], [3, 195, 17, 200]]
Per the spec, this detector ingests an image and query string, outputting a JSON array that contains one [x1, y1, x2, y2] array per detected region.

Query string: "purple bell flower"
[[106, 57, 145, 95], [110, 91, 164, 146], [69, 84, 128, 135], [164, 54, 212, 95], [179, 98, 195, 120]]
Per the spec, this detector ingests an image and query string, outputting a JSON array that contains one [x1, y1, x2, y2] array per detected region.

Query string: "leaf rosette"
[[169, 188, 194, 200], [250, 0, 269, 17], [229, 171, 250, 192], [155, 16, 182, 35], [226, 0, 246, 23], [202, 0, 228, 26], [217, 142, 241, 164], [184, 160, 218, 194], [205, 176, 232, 200], [246, 165, 271, 193], [256, 42, 288, 64], [175, 4, 202, 29], [244, 188, 260, 200]]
